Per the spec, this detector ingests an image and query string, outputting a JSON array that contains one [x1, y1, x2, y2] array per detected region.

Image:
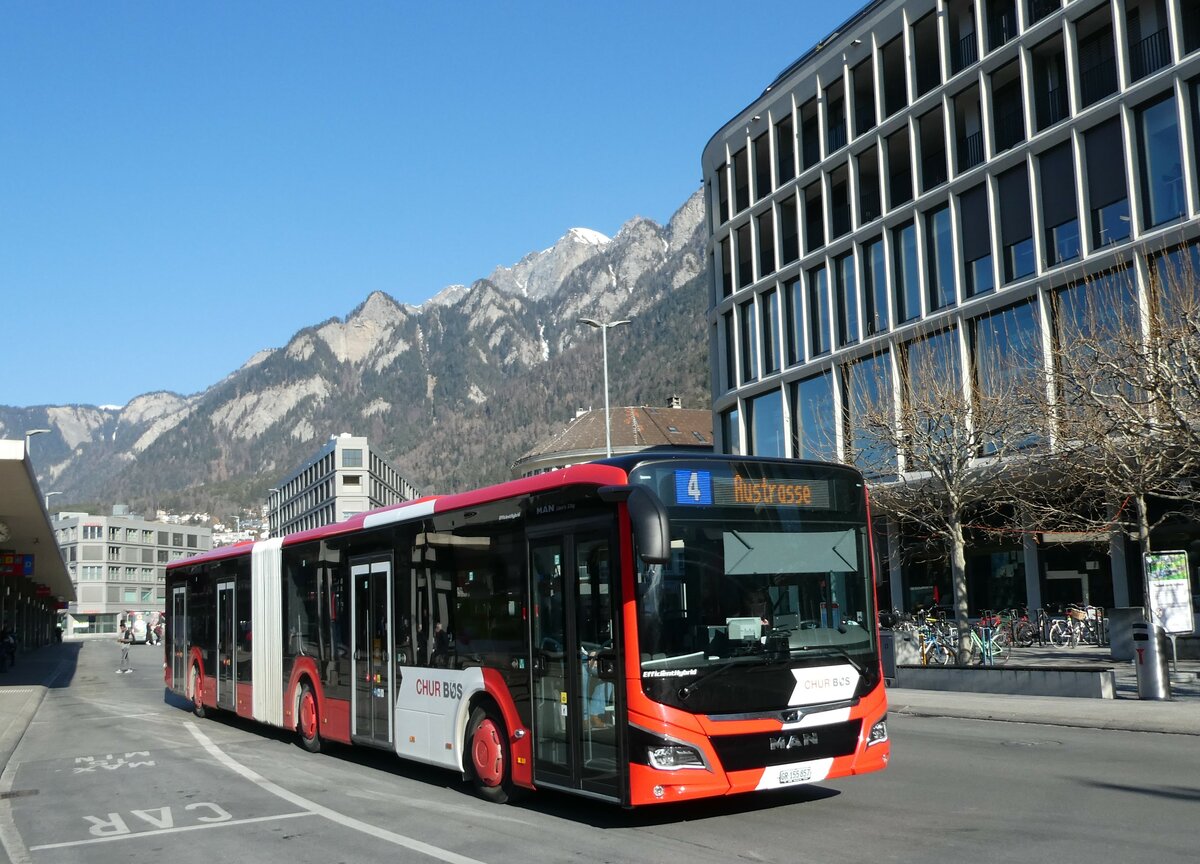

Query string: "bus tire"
[[296, 681, 322, 753], [465, 704, 519, 804], [190, 665, 205, 718]]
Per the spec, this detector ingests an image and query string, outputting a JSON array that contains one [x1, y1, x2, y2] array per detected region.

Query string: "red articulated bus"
[[165, 453, 889, 806]]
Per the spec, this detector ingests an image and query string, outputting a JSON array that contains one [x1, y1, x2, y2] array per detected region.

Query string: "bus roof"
[[166, 460, 630, 572]]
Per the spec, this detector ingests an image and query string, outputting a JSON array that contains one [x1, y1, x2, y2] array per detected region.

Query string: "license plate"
[[777, 766, 812, 784]]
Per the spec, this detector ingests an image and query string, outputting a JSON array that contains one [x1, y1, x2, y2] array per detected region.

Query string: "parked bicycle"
[[1048, 604, 1104, 647], [967, 622, 1012, 665]]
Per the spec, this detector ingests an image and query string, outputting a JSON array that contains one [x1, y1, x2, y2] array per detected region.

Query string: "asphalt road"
[[2, 641, 1196, 864]]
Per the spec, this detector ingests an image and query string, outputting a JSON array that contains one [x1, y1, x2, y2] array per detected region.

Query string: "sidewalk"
[[889, 644, 1200, 736], [0, 641, 80, 781]]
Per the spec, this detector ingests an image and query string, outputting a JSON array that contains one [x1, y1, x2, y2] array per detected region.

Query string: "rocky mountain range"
[[1, 189, 711, 519]]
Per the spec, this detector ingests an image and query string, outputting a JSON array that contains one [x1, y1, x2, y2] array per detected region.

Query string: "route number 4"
[[85, 803, 232, 836], [686, 472, 702, 502]]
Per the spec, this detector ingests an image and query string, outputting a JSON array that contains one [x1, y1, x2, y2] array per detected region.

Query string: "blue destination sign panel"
[[674, 469, 831, 509]]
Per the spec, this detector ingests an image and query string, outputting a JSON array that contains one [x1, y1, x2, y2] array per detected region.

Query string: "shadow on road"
[[162, 695, 842, 825], [0, 641, 81, 688], [1083, 780, 1200, 802]]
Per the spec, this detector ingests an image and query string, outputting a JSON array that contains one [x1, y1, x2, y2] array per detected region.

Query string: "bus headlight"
[[647, 743, 707, 770], [867, 715, 888, 747]]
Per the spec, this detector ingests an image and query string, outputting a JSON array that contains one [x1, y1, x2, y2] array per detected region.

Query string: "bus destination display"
[[674, 469, 831, 508]]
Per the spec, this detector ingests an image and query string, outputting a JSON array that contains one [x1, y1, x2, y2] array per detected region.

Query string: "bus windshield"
[[630, 459, 877, 714]]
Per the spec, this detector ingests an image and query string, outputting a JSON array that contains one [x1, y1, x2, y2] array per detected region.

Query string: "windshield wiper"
[[676, 656, 765, 702]]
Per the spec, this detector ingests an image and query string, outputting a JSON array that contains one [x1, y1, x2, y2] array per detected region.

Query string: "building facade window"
[[780, 196, 800, 265], [719, 236, 733, 297], [740, 299, 759, 383], [1085, 118, 1131, 247], [342, 448, 363, 468], [887, 129, 913, 208], [998, 164, 1034, 282], [757, 209, 776, 277], [733, 147, 750, 212], [776, 114, 796, 185], [882, 37, 907, 117], [736, 222, 754, 288], [1078, 9, 1118, 108], [717, 164, 730, 224], [791, 372, 837, 461], [748, 389, 786, 457], [971, 300, 1042, 452], [863, 236, 889, 336], [807, 265, 831, 356], [835, 252, 859, 347], [1136, 94, 1185, 228], [753, 132, 771, 202], [893, 221, 920, 322], [844, 351, 895, 473], [804, 183, 824, 253], [1040, 142, 1080, 266], [959, 184, 994, 296], [858, 146, 882, 224], [904, 328, 962, 413], [721, 407, 741, 454], [761, 288, 780, 375], [925, 204, 956, 310], [826, 79, 847, 153], [785, 276, 803, 366], [723, 311, 736, 391]]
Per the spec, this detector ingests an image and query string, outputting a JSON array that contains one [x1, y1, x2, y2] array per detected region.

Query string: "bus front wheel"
[[465, 705, 519, 804], [296, 682, 322, 753]]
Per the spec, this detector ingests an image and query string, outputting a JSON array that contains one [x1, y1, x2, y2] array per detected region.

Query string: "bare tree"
[[1041, 252, 1200, 610], [845, 318, 1045, 661]]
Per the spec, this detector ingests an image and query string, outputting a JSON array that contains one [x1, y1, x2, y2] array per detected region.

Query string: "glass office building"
[[703, 0, 1200, 614]]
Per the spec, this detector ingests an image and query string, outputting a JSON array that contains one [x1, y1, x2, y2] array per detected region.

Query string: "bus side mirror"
[[598, 485, 670, 565]]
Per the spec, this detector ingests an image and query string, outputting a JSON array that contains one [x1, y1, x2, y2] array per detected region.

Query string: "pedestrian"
[[0, 621, 15, 673], [117, 622, 132, 674]]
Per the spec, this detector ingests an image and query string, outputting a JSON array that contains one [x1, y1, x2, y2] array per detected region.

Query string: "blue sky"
[[2, 1, 848, 408]]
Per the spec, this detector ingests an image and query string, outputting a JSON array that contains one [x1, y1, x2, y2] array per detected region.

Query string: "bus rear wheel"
[[297, 682, 322, 753], [189, 665, 205, 718], [466, 705, 518, 804]]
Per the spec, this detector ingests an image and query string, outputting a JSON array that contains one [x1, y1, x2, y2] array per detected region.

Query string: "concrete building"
[[703, 0, 1200, 614], [267, 433, 420, 536], [54, 508, 210, 636], [511, 398, 713, 477]]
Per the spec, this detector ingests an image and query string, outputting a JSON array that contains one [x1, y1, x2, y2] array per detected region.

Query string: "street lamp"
[[23, 428, 50, 454], [44, 491, 63, 511], [577, 317, 631, 458]]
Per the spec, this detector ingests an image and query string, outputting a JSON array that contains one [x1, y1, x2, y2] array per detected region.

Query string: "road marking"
[[27, 811, 311, 850], [33, 712, 163, 724], [0, 690, 36, 696], [184, 721, 489, 864]]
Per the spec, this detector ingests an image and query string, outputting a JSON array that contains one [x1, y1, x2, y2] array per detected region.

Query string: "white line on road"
[[31, 712, 163, 724], [183, 721, 491, 864], [28, 811, 312, 851]]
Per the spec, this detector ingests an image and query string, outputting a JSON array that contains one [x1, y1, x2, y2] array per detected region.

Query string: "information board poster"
[[1145, 551, 1195, 635]]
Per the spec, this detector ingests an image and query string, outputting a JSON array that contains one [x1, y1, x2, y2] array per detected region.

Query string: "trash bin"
[[1131, 621, 1171, 700]]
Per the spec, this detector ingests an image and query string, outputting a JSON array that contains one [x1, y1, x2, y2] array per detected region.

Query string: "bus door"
[[171, 586, 187, 689], [530, 524, 622, 800], [216, 580, 235, 710], [351, 556, 393, 746]]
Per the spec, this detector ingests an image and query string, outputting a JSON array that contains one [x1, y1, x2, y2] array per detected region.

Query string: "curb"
[[887, 692, 1200, 736]]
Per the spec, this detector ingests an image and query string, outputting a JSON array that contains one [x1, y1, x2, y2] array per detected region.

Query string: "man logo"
[[768, 732, 819, 751]]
